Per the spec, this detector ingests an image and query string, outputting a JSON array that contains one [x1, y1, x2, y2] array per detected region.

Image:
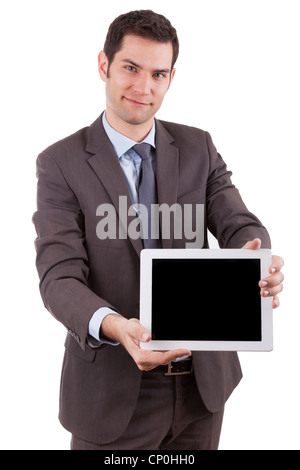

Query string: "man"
[[33, 10, 284, 450]]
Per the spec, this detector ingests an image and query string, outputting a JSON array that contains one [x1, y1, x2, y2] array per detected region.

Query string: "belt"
[[151, 357, 193, 376]]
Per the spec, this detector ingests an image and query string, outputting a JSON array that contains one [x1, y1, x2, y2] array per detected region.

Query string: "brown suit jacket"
[[33, 113, 271, 444]]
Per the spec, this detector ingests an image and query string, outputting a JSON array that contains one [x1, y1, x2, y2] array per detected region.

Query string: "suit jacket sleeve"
[[33, 150, 118, 350], [205, 132, 271, 249]]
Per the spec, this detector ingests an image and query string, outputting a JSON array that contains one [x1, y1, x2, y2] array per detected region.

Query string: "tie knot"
[[132, 143, 152, 160]]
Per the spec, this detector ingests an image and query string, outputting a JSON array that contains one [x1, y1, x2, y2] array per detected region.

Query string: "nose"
[[133, 72, 151, 95]]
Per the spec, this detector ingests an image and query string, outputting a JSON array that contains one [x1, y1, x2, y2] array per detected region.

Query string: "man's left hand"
[[242, 238, 284, 309]]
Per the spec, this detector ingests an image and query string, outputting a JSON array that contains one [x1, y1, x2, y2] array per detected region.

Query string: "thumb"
[[140, 330, 151, 342], [133, 321, 151, 342], [242, 238, 262, 250], [127, 318, 151, 343]]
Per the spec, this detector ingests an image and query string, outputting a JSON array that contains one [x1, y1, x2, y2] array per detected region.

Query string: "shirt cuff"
[[88, 307, 120, 345]]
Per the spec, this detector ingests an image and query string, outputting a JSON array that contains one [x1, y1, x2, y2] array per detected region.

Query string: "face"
[[98, 34, 175, 135]]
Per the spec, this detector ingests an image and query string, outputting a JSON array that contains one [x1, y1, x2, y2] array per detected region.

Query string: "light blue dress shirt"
[[88, 113, 156, 343]]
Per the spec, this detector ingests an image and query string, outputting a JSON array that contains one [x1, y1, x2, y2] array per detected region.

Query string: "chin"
[[125, 118, 148, 126], [122, 113, 153, 126]]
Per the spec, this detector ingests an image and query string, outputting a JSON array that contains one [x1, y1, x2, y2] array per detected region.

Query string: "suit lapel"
[[86, 115, 143, 256], [155, 120, 179, 248], [85, 115, 179, 254]]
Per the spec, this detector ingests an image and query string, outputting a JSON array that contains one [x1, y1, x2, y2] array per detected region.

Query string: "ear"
[[98, 51, 109, 82], [168, 68, 176, 89]]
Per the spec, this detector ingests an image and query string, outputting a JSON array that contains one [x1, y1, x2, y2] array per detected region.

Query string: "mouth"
[[123, 97, 151, 107]]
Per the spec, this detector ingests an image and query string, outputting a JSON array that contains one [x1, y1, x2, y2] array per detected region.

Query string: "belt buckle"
[[164, 359, 193, 376]]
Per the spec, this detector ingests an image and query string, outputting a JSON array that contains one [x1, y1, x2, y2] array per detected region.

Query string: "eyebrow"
[[121, 58, 171, 74]]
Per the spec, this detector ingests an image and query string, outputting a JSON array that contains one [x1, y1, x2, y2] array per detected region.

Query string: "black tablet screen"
[[151, 258, 262, 341]]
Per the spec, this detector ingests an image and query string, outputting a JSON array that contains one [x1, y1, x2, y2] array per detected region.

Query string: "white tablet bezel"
[[140, 248, 273, 351]]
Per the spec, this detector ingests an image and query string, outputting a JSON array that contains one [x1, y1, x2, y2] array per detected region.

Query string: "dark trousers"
[[71, 370, 224, 450]]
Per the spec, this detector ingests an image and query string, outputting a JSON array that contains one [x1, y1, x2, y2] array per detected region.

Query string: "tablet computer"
[[140, 249, 273, 351]]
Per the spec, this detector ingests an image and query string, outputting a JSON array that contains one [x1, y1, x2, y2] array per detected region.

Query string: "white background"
[[0, 0, 299, 450]]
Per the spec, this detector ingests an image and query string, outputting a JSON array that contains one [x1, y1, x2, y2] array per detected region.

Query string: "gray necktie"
[[133, 143, 160, 248]]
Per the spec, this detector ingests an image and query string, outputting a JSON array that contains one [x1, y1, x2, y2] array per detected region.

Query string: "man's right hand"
[[101, 314, 191, 371]]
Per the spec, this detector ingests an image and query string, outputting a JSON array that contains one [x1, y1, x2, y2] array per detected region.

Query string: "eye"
[[153, 72, 166, 79], [125, 65, 137, 72]]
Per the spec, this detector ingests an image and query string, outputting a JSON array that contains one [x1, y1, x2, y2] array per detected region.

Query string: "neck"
[[105, 108, 154, 142]]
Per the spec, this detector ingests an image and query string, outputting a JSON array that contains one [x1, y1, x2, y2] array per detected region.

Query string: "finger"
[[269, 255, 284, 274], [260, 283, 283, 298], [272, 295, 280, 309], [142, 349, 191, 367], [158, 349, 192, 365], [259, 270, 284, 289], [135, 349, 191, 371]]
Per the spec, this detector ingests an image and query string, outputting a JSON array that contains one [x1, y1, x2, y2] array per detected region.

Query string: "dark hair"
[[104, 10, 179, 70]]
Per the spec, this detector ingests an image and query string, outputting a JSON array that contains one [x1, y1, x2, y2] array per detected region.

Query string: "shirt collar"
[[102, 112, 156, 159]]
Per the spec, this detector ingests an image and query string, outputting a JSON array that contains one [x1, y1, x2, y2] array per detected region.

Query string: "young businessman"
[[33, 10, 284, 450]]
